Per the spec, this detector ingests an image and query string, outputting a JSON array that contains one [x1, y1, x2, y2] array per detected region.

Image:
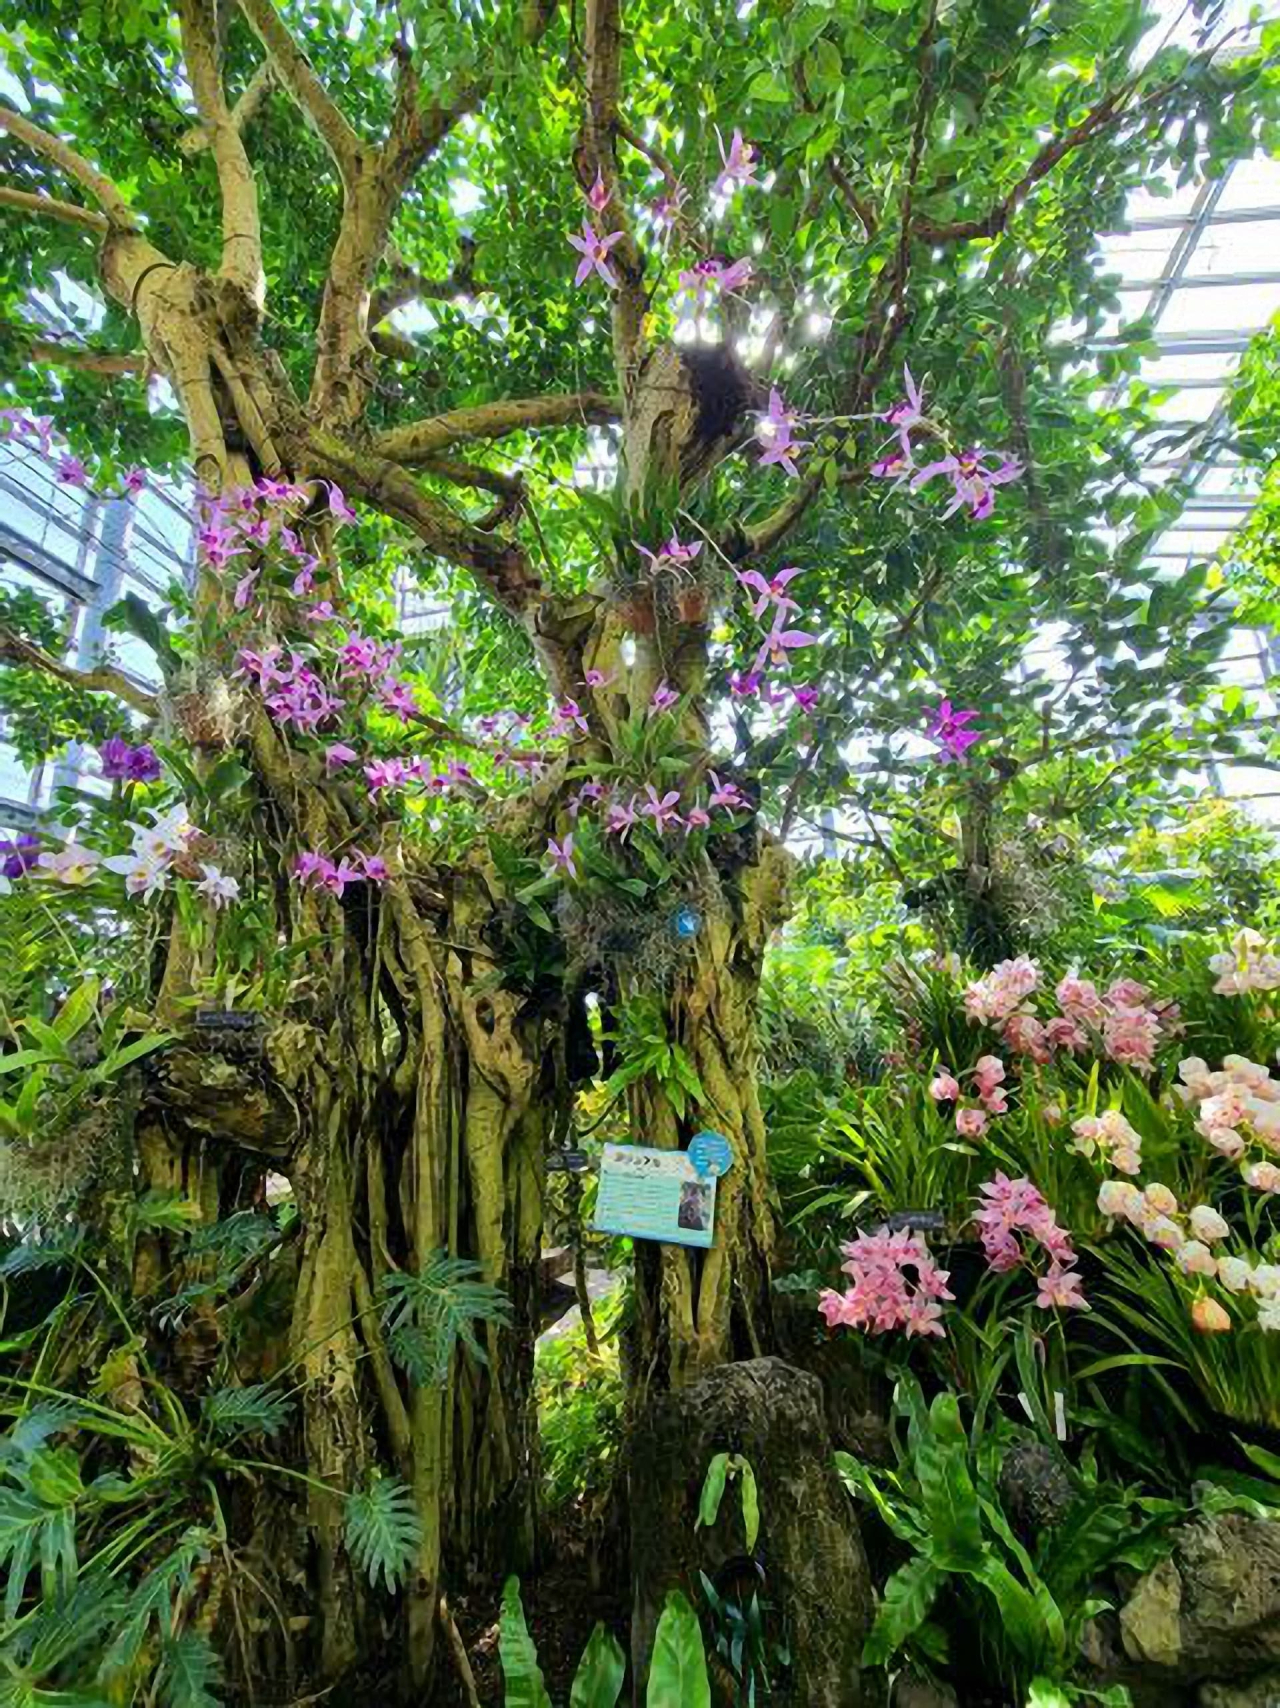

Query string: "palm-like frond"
[[380, 1252, 511, 1388], [200, 1385, 292, 1442], [344, 1477, 422, 1594], [158, 1630, 222, 1708]]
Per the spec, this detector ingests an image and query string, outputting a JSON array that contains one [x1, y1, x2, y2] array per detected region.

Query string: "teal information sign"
[[688, 1130, 734, 1178], [593, 1143, 716, 1249]]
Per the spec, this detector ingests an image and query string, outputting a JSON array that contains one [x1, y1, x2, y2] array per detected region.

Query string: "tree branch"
[[580, 0, 647, 390], [0, 183, 107, 233], [368, 239, 483, 327], [0, 626, 158, 717], [0, 107, 137, 227], [370, 391, 620, 462], [177, 0, 264, 300], [417, 455, 525, 503], [234, 0, 361, 185], [179, 58, 276, 156], [27, 337, 147, 375]]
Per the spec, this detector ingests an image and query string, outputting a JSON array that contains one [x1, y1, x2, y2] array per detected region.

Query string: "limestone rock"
[[1199, 1674, 1280, 1708], [629, 1356, 872, 1707], [893, 1673, 959, 1708], [997, 1439, 1075, 1543]]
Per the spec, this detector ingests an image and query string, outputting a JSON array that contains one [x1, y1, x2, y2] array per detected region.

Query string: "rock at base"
[[628, 1356, 872, 1707]]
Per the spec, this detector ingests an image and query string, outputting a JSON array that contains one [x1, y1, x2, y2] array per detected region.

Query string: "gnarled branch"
[[234, 0, 361, 185], [177, 0, 264, 300], [371, 391, 620, 463], [369, 239, 483, 327], [0, 625, 159, 717], [0, 184, 107, 232], [0, 107, 137, 227]]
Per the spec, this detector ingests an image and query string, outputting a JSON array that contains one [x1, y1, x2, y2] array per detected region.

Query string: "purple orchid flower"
[[652, 184, 688, 232], [381, 679, 420, 722], [729, 671, 761, 700], [292, 559, 319, 597], [911, 448, 1023, 521], [56, 453, 88, 487], [365, 758, 408, 792], [649, 681, 680, 716], [547, 834, 577, 879], [735, 565, 803, 621], [98, 736, 134, 781], [233, 569, 259, 611], [870, 449, 914, 489], [122, 466, 146, 497], [445, 760, 475, 786], [568, 218, 624, 288], [198, 524, 244, 569], [756, 388, 808, 478], [325, 742, 359, 771], [792, 684, 820, 715], [754, 621, 817, 675], [713, 128, 761, 197], [360, 853, 389, 883], [881, 365, 926, 460], [707, 772, 745, 811], [927, 699, 981, 762], [636, 532, 702, 574], [320, 858, 364, 897], [0, 833, 39, 880], [606, 796, 638, 839], [325, 482, 357, 524], [585, 167, 611, 214], [553, 699, 590, 737], [684, 805, 711, 834], [583, 668, 615, 690], [641, 784, 683, 834], [569, 780, 607, 822], [679, 256, 755, 311], [126, 744, 162, 783], [242, 513, 274, 547], [307, 602, 338, 623]]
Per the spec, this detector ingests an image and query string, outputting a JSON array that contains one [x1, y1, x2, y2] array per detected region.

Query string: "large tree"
[[0, 0, 1272, 1697]]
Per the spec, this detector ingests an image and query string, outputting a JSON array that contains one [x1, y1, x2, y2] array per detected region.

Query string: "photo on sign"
[[593, 1143, 717, 1249]]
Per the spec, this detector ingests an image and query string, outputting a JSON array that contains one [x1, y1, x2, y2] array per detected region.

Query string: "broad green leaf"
[[646, 1591, 709, 1708], [569, 1622, 626, 1708], [697, 1452, 729, 1530], [500, 1576, 553, 1708], [861, 1555, 942, 1667]]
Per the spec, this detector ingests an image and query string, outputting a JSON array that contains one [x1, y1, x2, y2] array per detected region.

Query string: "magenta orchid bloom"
[[911, 447, 1023, 520], [728, 670, 761, 699], [713, 127, 761, 197], [926, 699, 981, 762], [870, 449, 914, 488], [547, 834, 577, 879], [360, 854, 389, 883], [364, 758, 407, 791], [325, 742, 358, 771], [636, 532, 702, 573], [233, 569, 259, 611], [307, 601, 338, 623], [606, 796, 638, 839], [754, 621, 817, 675], [381, 679, 420, 721], [56, 453, 88, 486], [641, 784, 683, 833], [677, 256, 753, 309], [652, 185, 688, 231], [583, 668, 615, 689], [585, 167, 611, 214], [568, 218, 624, 288], [684, 806, 711, 834], [445, 760, 475, 785], [792, 684, 820, 714], [881, 365, 926, 460], [198, 524, 244, 569], [320, 858, 364, 897], [649, 681, 680, 716], [735, 565, 802, 620], [122, 466, 146, 496], [324, 481, 357, 524], [707, 772, 745, 811], [553, 699, 590, 737], [756, 388, 808, 478]]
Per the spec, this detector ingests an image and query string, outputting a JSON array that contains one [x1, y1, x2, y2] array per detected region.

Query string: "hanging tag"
[[1054, 1391, 1067, 1443], [1016, 1391, 1036, 1424]]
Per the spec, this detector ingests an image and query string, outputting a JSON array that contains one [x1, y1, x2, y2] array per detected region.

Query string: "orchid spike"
[[568, 218, 624, 288], [754, 622, 817, 675]]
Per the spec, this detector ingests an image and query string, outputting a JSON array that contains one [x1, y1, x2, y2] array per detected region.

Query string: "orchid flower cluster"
[[871, 367, 1023, 523], [544, 770, 748, 877], [818, 1226, 954, 1341], [1175, 1054, 1280, 1195], [732, 563, 817, 688], [1070, 1108, 1143, 1176], [1097, 1178, 1279, 1334], [294, 848, 389, 898], [0, 408, 145, 500], [98, 736, 163, 785], [928, 1054, 1008, 1138], [972, 1172, 1088, 1311], [962, 958, 1180, 1077], [1208, 929, 1280, 997]]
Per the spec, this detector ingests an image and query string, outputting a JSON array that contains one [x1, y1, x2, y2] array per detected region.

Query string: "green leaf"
[[201, 1384, 292, 1442], [862, 1555, 942, 1667], [916, 1394, 984, 1570], [344, 1478, 422, 1594], [52, 979, 100, 1044], [569, 1621, 626, 1708], [159, 1630, 223, 1708], [499, 1576, 553, 1708], [1240, 1441, 1280, 1483], [697, 1453, 729, 1531], [22, 1016, 73, 1062], [381, 1253, 511, 1387], [739, 1460, 760, 1553], [646, 1591, 709, 1708]]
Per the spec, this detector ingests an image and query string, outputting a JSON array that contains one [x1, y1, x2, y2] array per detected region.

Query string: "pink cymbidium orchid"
[[568, 218, 625, 288], [735, 565, 803, 620], [713, 128, 761, 197], [911, 447, 1023, 521]]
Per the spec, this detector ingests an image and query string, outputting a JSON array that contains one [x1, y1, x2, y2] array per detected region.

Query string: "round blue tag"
[[688, 1130, 734, 1178]]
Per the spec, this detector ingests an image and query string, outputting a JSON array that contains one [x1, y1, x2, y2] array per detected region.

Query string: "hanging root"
[[438, 1595, 481, 1708]]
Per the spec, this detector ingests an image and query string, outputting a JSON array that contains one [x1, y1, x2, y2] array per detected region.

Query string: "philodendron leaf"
[[646, 1590, 709, 1708], [569, 1621, 626, 1708]]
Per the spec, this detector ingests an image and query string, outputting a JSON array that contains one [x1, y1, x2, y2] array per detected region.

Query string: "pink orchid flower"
[[649, 681, 680, 716], [881, 365, 926, 461], [870, 449, 914, 488], [652, 184, 688, 232], [568, 218, 624, 288], [912, 448, 1023, 521], [547, 834, 577, 879], [381, 679, 420, 722], [641, 784, 682, 833], [307, 601, 338, 623], [684, 806, 711, 834], [729, 671, 761, 700], [636, 532, 702, 573], [756, 388, 808, 477], [754, 621, 817, 674], [708, 772, 744, 811], [792, 684, 820, 714], [585, 167, 611, 214], [360, 853, 389, 883], [606, 796, 639, 839], [583, 668, 615, 690], [56, 453, 88, 486], [677, 256, 753, 310], [713, 127, 761, 197], [325, 742, 358, 771], [122, 466, 146, 496], [364, 758, 407, 791], [325, 481, 357, 524], [735, 565, 803, 621], [233, 569, 259, 611], [927, 699, 981, 762], [320, 858, 364, 897]]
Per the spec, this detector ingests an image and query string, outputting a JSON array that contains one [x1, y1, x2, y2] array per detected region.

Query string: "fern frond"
[[344, 1477, 422, 1594], [380, 1253, 511, 1388], [200, 1385, 292, 1442], [158, 1629, 222, 1708]]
